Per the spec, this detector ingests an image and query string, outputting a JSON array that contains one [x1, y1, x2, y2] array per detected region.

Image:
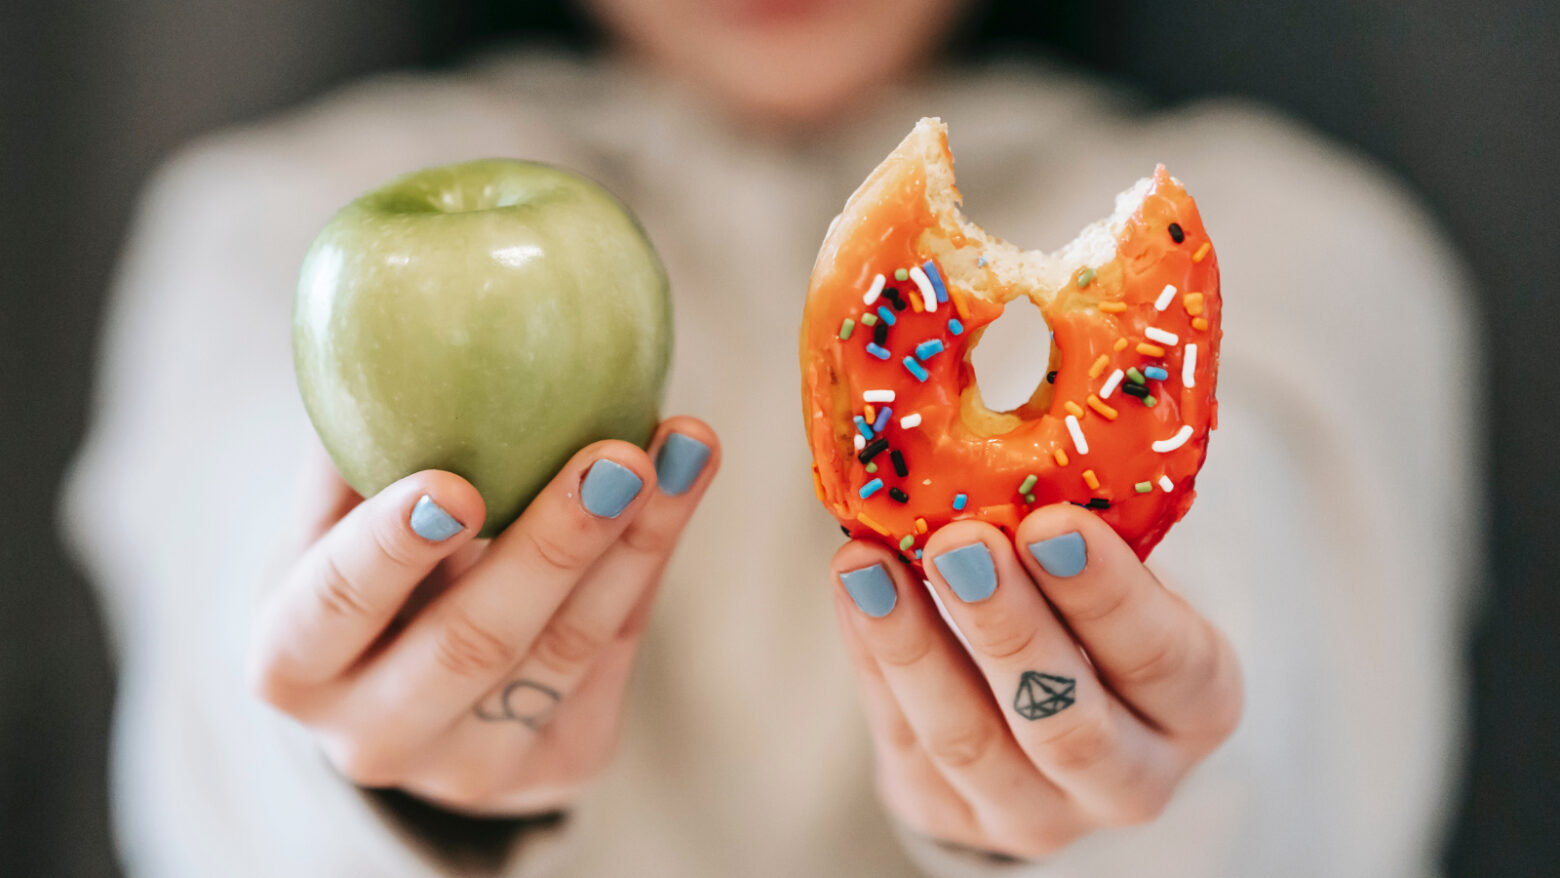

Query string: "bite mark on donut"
[[802, 118, 1221, 564]]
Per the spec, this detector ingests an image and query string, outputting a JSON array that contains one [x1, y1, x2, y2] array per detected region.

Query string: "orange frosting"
[[801, 163, 1221, 563]]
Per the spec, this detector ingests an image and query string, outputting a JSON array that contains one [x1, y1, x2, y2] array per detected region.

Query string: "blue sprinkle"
[[876, 306, 896, 326], [872, 405, 892, 434], [976, 255, 987, 268], [922, 259, 950, 303], [865, 342, 891, 360], [948, 318, 964, 336], [1145, 366, 1169, 381], [953, 493, 968, 511], [914, 549, 924, 559], [859, 478, 884, 499], [902, 357, 930, 382], [915, 339, 945, 361], [854, 415, 874, 439]]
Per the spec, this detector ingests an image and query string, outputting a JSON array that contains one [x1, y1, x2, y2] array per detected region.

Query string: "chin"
[[709, 62, 894, 127]]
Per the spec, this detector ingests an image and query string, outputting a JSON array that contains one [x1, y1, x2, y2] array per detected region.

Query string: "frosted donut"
[[801, 118, 1221, 563]]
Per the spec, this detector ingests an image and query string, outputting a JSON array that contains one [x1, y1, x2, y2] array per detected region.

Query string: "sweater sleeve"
[[893, 102, 1483, 878], [57, 75, 592, 878]]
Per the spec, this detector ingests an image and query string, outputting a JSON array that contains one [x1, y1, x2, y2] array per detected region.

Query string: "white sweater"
[[61, 52, 1481, 878]]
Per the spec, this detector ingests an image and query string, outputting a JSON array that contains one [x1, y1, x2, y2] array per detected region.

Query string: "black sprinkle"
[[888, 487, 910, 504], [890, 450, 908, 477], [873, 321, 888, 346], [841, 525, 853, 537], [1069, 501, 1088, 508], [1086, 497, 1112, 510], [897, 552, 911, 564], [883, 286, 903, 303], [857, 437, 889, 463], [1168, 222, 1185, 244], [1046, 370, 1058, 384], [1122, 383, 1150, 398], [890, 296, 907, 312]]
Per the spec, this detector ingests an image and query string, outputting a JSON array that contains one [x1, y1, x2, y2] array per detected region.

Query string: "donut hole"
[[967, 295, 1058, 419]]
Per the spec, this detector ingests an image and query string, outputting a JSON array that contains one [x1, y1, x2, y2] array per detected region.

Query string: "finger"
[[833, 595, 986, 849], [249, 469, 485, 697], [477, 418, 719, 707], [1015, 505, 1244, 748], [400, 636, 642, 814], [922, 521, 1182, 825], [332, 441, 657, 761], [831, 541, 1082, 850]]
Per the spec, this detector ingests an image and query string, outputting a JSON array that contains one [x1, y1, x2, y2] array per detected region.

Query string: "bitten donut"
[[801, 118, 1221, 564]]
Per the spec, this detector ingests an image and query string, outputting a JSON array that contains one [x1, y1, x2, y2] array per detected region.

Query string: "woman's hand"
[[831, 504, 1243, 859], [248, 418, 718, 816]]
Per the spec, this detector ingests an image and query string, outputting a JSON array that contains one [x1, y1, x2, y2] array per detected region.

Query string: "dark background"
[[1, 0, 1555, 875]]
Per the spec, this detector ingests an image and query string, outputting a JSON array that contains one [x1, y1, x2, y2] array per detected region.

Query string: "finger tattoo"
[[1013, 672, 1076, 720], [473, 679, 562, 730]]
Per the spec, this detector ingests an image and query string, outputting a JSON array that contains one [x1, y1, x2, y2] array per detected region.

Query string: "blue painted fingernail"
[[581, 459, 643, 518], [410, 495, 463, 542], [1028, 532, 1087, 577], [932, 542, 998, 602], [840, 564, 897, 617], [655, 433, 711, 496]]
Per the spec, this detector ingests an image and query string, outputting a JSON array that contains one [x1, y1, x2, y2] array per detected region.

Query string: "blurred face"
[[583, 0, 970, 124]]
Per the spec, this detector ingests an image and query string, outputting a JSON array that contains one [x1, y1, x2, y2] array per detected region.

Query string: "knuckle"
[[1187, 654, 1246, 746], [326, 738, 406, 789], [371, 512, 424, 568], [1064, 582, 1133, 626], [1035, 711, 1117, 774], [618, 519, 676, 557], [525, 528, 592, 575], [1114, 629, 1188, 689], [882, 714, 920, 753], [530, 618, 609, 676], [432, 608, 520, 680], [1105, 783, 1174, 827], [245, 651, 301, 713], [969, 619, 1037, 661], [315, 555, 379, 620], [873, 632, 935, 669], [924, 720, 1000, 769], [1011, 822, 1084, 859]]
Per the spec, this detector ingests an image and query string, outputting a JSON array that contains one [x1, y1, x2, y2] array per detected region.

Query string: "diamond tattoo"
[[1013, 672, 1076, 720]]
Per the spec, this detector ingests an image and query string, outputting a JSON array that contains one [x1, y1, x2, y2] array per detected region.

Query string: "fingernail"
[[1028, 532, 1087, 577], [931, 542, 998, 602], [410, 495, 464, 541], [840, 564, 897, 617], [654, 433, 711, 496], [581, 459, 643, 518]]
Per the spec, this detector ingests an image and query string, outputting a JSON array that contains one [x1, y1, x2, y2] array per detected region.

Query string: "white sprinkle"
[[908, 265, 938, 312], [1144, 326, 1179, 346], [899, 413, 922, 429], [853, 433, 866, 451], [1099, 369, 1125, 399], [1065, 414, 1089, 455], [863, 273, 886, 306], [1182, 344, 1197, 388], [1154, 283, 1178, 311], [863, 389, 896, 403], [1158, 475, 1175, 492], [1151, 425, 1194, 453]]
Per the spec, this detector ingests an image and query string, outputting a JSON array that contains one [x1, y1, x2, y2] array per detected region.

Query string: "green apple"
[[293, 159, 672, 536]]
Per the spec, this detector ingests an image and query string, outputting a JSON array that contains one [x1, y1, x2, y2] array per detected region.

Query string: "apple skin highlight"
[[293, 159, 672, 537]]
